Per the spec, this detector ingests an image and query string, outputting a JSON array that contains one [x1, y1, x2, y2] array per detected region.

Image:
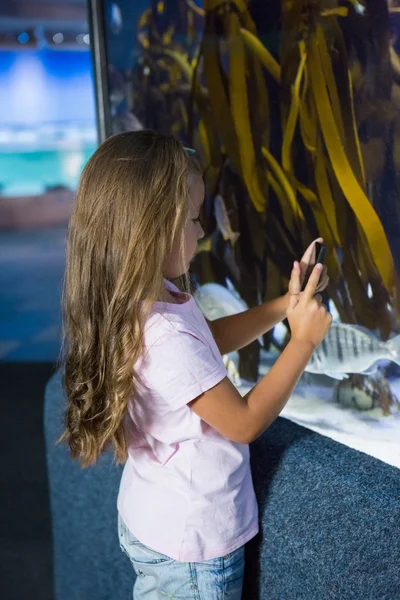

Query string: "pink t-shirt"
[[117, 280, 258, 562]]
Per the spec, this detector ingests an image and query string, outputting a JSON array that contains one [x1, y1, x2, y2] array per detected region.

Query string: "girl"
[[61, 130, 331, 600]]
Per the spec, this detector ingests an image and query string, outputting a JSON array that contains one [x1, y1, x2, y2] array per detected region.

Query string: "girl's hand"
[[287, 261, 332, 349], [288, 238, 329, 306]]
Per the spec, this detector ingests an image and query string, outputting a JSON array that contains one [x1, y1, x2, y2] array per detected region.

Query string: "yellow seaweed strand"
[[266, 171, 295, 231], [204, 0, 249, 14], [308, 36, 395, 293], [197, 120, 211, 165], [282, 40, 307, 176], [320, 21, 366, 188], [347, 68, 366, 186], [185, 0, 205, 17], [202, 27, 242, 175], [320, 7, 348, 17], [239, 28, 281, 83], [314, 151, 341, 245], [162, 49, 193, 81], [190, 51, 221, 181], [298, 68, 317, 153], [228, 12, 266, 212], [315, 25, 345, 143], [281, 46, 320, 210], [262, 147, 303, 220]]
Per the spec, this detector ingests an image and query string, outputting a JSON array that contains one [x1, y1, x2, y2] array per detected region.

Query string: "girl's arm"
[[206, 294, 289, 355], [190, 264, 332, 444]]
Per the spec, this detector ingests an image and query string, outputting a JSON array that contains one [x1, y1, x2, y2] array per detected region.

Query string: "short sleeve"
[[141, 326, 227, 411]]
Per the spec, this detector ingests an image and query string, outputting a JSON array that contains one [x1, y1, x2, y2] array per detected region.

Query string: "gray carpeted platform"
[[45, 369, 400, 600], [245, 419, 400, 599]]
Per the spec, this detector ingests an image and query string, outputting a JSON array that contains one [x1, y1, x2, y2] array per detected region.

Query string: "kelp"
[[132, 0, 400, 379], [280, 0, 398, 338]]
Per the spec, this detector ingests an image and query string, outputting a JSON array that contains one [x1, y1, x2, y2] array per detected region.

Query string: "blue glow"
[[17, 32, 29, 44], [0, 48, 97, 196], [0, 49, 96, 125]]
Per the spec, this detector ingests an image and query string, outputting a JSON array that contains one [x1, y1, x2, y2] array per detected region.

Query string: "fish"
[[306, 323, 400, 380], [222, 355, 241, 386], [332, 373, 399, 414], [194, 282, 247, 320], [214, 195, 240, 245], [196, 235, 213, 254], [194, 282, 263, 346], [109, 3, 123, 35], [349, 0, 366, 15], [223, 243, 241, 282]]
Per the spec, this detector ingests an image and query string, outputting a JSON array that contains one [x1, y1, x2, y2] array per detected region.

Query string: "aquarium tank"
[[0, 48, 96, 197], [89, 0, 400, 467]]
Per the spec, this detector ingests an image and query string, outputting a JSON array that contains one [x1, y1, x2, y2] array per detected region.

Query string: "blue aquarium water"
[[0, 47, 97, 194], [0, 145, 97, 196]]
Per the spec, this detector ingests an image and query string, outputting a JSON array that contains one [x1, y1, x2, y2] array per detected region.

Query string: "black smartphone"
[[316, 243, 326, 265], [301, 243, 326, 291]]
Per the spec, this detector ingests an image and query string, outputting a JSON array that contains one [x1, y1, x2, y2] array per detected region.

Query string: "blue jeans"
[[118, 515, 245, 600]]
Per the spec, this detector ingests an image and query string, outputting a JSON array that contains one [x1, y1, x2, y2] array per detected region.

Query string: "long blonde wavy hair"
[[60, 130, 201, 467]]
